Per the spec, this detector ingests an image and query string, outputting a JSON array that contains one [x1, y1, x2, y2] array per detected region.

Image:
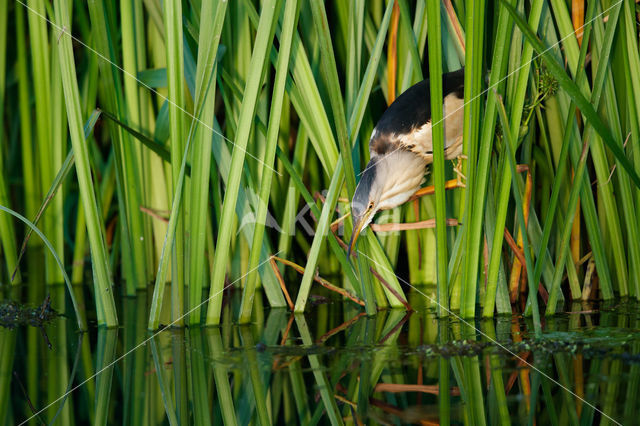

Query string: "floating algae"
[[0, 295, 58, 330], [414, 334, 640, 363]]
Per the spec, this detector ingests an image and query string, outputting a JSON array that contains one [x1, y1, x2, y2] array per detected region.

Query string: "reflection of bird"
[[349, 68, 465, 255]]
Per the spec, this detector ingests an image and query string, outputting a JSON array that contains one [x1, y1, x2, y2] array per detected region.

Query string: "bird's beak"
[[348, 207, 374, 258]]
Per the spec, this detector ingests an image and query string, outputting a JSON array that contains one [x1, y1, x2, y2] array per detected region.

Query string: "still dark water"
[[1, 287, 640, 425]]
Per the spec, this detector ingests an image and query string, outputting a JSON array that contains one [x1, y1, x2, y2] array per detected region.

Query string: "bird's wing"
[[369, 91, 465, 164], [369, 123, 436, 162]]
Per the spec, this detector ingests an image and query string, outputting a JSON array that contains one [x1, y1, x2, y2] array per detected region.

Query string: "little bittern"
[[349, 68, 465, 255]]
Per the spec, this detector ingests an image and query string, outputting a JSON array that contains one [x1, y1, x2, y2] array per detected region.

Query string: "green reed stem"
[[27, 0, 64, 285], [485, 0, 543, 320], [426, 0, 449, 317], [459, 0, 486, 317], [94, 329, 118, 425], [150, 336, 179, 426], [295, 314, 344, 425], [504, 0, 640, 188], [187, 0, 228, 324], [120, 0, 152, 289], [15, 4, 39, 226], [240, 0, 298, 323], [148, 120, 196, 329], [86, 0, 139, 296], [527, 0, 599, 307], [206, 0, 280, 326], [242, 0, 339, 176], [294, 160, 345, 312], [495, 92, 541, 335], [480, 0, 517, 317], [206, 328, 238, 425], [309, 0, 355, 195], [54, 0, 117, 326], [545, 1, 622, 313], [164, 0, 187, 324], [0, 0, 20, 284]]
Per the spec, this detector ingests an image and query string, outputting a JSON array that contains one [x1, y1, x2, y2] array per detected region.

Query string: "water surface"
[[2, 288, 639, 425]]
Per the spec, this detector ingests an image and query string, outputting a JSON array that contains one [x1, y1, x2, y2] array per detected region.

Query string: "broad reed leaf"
[[101, 109, 174, 166], [137, 68, 168, 88]]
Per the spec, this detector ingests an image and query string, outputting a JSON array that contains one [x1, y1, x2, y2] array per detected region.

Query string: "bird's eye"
[[368, 202, 374, 209]]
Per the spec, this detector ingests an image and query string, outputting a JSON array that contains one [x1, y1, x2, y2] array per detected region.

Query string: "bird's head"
[[348, 149, 427, 256]]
